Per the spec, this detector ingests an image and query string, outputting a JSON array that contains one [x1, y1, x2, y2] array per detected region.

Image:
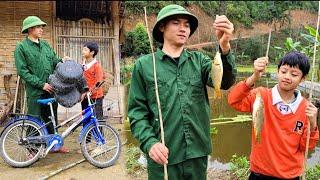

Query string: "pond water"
[[125, 73, 320, 169]]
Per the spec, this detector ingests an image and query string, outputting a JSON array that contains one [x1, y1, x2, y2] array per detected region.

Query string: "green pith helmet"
[[21, 16, 47, 34], [152, 4, 198, 43]]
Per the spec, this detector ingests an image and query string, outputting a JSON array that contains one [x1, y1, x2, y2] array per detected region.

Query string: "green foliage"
[[122, 23, 151, 57], [307, 165, 320, 180], [226, 2, 253, 27], [230, 154, 250, 180], [125, 1, 316, 29], [210, 127, 218, 135], [274, 25, 319, 61], [125, 1, 187, 15], [230, 155, 320, 180], [120, 57, 135, 85], [125, 146, 145, 174]]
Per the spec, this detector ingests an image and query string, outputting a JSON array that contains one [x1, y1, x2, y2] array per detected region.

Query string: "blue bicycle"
[[0, 85, 121, 168]]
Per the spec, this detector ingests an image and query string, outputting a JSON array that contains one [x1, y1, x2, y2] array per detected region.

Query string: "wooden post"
[[111, 1, 123, 123], [63, 38, 69, 119], [13, 76, 20, 113]]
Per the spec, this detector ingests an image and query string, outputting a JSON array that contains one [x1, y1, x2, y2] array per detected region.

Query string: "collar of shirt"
[[271, 84, 303, 114], [156, 48, 190, 64], [26, 37, 41, 46], [83, 58, 97, 71]]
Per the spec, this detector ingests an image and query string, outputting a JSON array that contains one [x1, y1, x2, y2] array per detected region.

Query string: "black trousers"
[[249, 172, 300, 180], [40, 92, 58, 134], [81, 97, 103, 120]]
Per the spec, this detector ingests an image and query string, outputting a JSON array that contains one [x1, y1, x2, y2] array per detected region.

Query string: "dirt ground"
[[0, 121, 131, 180], [0, 119, 235, 180]]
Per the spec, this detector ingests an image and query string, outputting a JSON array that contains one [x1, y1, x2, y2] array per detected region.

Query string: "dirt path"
[[0, 123, 131, 180]]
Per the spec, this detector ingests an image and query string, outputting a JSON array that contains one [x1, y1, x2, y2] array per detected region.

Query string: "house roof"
[[56, 1, 116, 24]]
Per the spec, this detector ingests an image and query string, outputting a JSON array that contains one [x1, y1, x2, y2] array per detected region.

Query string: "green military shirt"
[[14, 37, 61, 98], [128, 48, 236, 165]]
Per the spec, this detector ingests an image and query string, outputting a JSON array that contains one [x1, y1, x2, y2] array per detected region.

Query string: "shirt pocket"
[[25, 53, 37, 66], [146, 80, 168, 110], [189, 78, 205, 102], [44, 54, 54, 71]]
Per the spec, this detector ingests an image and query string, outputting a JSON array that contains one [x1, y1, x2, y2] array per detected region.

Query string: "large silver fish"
[[211, 51, 223, 99], [252, 91, 264, 143]]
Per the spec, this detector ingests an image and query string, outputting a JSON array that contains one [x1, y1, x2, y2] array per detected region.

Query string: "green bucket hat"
[[152, 4, 198, 43], [21, 16, 47, 34]]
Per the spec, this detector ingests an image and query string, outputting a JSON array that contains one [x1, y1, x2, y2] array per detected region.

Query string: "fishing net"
[[49, 60, 88, 108], [49, 74, 75, 94], [55, 60, 83, 84], [54, 87, 81, 108]]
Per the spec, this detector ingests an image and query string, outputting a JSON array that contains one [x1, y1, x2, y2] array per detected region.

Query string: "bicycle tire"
[[80, 123, 121, 168], [0, 119, 45, 167]]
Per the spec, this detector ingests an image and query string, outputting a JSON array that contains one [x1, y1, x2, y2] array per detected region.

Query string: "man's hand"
[[149, 142, 169, 165], [62, 56, 71, 62], [306, 102, 318, 131], [214, 15, 234, 54], [245, 57, 268, 87], [43, 83, 54, 94]]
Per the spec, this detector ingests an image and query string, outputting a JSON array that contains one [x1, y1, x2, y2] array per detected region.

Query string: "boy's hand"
[[214, 15, 234, 55], [253, 57, 269, 79], [245, 57, 268, 87], [306, 102, 318, 131], [149, 142, 169, 165], [80, 93, 87, 102]]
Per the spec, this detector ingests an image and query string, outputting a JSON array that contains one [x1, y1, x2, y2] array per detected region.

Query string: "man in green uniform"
[[128, 4, 237, 180], [14, 16, 69, 153]]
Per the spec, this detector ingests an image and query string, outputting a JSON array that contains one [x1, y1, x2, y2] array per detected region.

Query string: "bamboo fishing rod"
[[265, 30, 272, 88], [144, 7, 168, 180], [302, 1, 320, 180]]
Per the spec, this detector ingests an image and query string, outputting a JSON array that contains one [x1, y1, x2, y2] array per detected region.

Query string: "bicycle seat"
[[37, 98, 56, 105]]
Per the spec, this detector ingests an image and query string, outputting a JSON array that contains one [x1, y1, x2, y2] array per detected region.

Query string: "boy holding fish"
[[228, 52, 319, 179], [128, 4, 237, 180]]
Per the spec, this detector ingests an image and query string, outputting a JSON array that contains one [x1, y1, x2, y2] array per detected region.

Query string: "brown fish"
[[212, 51, 223, 99], [252, 91, 264, 143]]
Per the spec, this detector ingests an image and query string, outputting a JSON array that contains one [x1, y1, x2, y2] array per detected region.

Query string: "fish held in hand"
[[252, 91, 264, 143], [212, 51, 223, 99]]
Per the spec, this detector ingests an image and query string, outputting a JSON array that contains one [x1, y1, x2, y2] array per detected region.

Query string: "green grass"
[[237, 64, 278, 73], [230, 155, 320, 180]]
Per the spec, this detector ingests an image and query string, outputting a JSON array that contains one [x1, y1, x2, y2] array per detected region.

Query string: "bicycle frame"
[[44, 93, 99, 140]]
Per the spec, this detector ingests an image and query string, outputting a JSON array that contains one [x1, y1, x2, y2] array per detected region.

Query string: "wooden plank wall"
[[54, 19, 115, 73]]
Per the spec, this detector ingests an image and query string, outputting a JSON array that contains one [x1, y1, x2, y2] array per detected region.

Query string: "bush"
[[125, 146, 145, 174], [230, 154, 250, 180], [307, 165, 320, 180], [122, 23, 151, 57], [230, 154, 320, 180]]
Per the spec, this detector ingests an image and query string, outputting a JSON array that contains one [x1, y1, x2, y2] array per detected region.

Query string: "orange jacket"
[[228, 81, 319, 179], [83, 61, 104, 99]]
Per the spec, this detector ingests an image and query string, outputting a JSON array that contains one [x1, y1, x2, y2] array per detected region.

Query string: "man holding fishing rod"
[[128, 4, 236, 180]]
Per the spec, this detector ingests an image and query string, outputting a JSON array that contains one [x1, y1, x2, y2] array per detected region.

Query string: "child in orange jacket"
[[228, 51, 319, 179], [81, 41, 104, 120]]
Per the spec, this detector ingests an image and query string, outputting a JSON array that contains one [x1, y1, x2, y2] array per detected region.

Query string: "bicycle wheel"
[[80, 123, 121, 168], [0, 119, 45, 167]]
